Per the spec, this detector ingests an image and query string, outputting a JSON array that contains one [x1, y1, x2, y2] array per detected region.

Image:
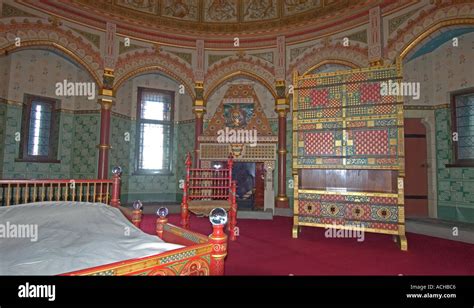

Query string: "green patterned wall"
[[0, 104, 99, 180], [109, 116, 132, 199], [0, 103, 6, 176], [175, 121, 195, 201], [1, 104, 74, 179], [436, 108, 474, 222], [71, 113, 99, 179]]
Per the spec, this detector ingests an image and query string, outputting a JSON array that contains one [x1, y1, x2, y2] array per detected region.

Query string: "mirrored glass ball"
[[157, 207, 169, 218], [112, 166, 122, 175], [132, 200, 143, 210], [209, 208, 228, 226]]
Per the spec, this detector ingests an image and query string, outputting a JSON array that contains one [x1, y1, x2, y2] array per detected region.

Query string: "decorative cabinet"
[[292, 64, 407, 250]]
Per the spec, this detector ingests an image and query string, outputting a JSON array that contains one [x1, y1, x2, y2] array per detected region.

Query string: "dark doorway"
[[211, 161, 266, 211], [404, 118, 429, 217], [232, 162, 255, 210]]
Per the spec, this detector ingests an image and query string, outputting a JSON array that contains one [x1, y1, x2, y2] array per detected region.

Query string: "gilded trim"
[[298, 189, 398, 198], [302, 59, 360, 76], [297, 222, 400, 236]]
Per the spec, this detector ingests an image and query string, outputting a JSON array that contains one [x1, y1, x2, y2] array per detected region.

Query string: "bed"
[[181, 153, 238, 240], [0, 168, 228, 276]]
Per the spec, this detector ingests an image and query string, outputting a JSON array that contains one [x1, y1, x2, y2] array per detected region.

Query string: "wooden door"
[[254, 163, 265, 208], [404, 118, 429, 217]]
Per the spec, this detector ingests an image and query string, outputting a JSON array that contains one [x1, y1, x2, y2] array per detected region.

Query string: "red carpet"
[[141, 214, 474, 275]]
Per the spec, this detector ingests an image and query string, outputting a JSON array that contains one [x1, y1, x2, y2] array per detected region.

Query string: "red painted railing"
[[180, 152, 237, 240], [0, 171, 122, 207]]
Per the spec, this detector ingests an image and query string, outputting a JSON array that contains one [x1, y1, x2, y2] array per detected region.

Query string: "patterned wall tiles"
[[1, 105, 73, 179], [435, 108, 474, 222], [0, 103, 6, 176], [176, 121, 195, 198], [109, 116, 133, 196], [71, 114, 99, 178]]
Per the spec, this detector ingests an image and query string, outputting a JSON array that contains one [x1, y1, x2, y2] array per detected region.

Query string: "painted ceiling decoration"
[[15, 0, 414, 48], [84, 0, 364, 26]]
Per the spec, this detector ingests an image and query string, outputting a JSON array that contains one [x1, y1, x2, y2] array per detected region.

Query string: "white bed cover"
[[0, 202, 182, 275]]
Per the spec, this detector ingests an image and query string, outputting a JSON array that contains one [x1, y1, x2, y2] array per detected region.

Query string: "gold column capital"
[[194, 108, 205, 118], [369, 59, 384, 67], [195, 81, 204, 89], [275, 98, 289, 116], [99, 88, 114, 97], [98, 97, 114, 110], [275, 79, 286, 87], [104, 68, 115, 76]]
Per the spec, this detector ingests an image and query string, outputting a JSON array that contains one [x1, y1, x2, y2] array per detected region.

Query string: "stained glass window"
[[136, 88, 174, 173]]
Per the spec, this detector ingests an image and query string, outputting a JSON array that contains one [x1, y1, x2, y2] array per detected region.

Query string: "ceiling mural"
[[117, 0, 157, 14], [284, 0, 322, 15], [243, 0, 278, 22], [24, 0, 373, 33], [14, 0, 416, 49], [109, 0, 347, 22], [204, 0, 238, 23], [162, 0, 199, 21]]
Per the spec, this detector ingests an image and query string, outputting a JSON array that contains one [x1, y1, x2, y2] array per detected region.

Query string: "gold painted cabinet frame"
[[291, 63, 407, 251]]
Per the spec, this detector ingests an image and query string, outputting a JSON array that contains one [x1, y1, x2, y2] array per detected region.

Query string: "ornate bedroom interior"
[[0, 0, 473, 278]]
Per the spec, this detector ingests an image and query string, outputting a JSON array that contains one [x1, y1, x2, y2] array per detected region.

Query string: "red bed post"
[[181, 153, 192, 229], [209, 216, 228, 276], [131, 201, 143, 228], [229, 181, 237, 241], [110, 166, 122, 207], [156, 210, 168, 240], [226, 154, 237, 240], [132, 207, 142, 228]]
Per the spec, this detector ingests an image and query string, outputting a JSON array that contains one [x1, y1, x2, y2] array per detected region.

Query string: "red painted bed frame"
[[0, 171, 228, 276], [181, 153, 238, 240]]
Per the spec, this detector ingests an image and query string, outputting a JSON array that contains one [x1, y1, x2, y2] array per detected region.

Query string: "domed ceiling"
[[18, 0, 411, 48], [73, 0, 368, 32]]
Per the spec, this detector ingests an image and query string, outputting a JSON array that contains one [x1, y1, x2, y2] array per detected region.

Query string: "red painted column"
[[193, 82, 205, 168], [194, 112, 203, 167], [276, 109, 289, 208], [276, 81, 289, 208], [97, 99, 113, 179]]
